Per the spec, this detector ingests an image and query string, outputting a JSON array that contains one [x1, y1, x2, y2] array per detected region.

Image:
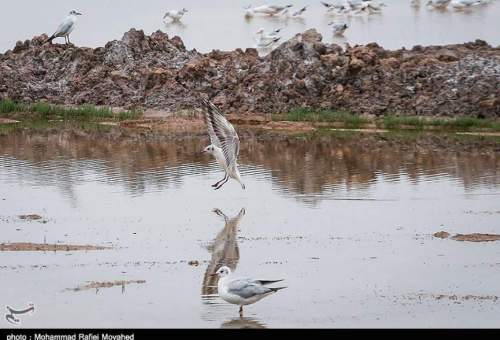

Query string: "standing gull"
[[163, 8, 188, 21], [212, 266, 286, 316], [254, 28, 282, 47], [202, 99, 246, 190], [45, 10, 82, 44], [244, 4, 293, 17], [329, 22, 349, 35]]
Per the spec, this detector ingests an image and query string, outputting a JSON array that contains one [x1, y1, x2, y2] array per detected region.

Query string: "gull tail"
[[44, 34, 55, 44], [258, 279, 284, 285], [269, 286, 287, 292]]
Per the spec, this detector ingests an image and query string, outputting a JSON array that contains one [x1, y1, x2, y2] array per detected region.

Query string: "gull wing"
[[227, 279, 271, 299], [54, 16, 74, 37], [202, 99, 240, 168]]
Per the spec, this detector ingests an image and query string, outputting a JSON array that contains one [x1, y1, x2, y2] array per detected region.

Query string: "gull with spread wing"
[[201, 99, 246, 190]]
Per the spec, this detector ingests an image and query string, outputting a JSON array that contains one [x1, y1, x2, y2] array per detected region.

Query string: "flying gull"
[[202, 99, 246, 190]]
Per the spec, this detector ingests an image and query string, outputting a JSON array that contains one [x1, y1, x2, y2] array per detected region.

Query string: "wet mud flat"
[[0, 127, 499, 327], [0, 242, 110, 251]]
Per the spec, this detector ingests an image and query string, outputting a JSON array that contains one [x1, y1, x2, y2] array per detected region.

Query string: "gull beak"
[[76, 12, 82, 15], [209, 273, 218, 277]]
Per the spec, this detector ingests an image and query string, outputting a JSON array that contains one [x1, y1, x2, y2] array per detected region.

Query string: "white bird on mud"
[[212, 266, 286, 316], [201, 99, 246, 190], [254, 28, 282, 47], [163, 8, 188, 21], [244, 4, 293, 17], [45, 10, 82, 44], [426, 0, 452, 9], [291, 6, 308, 16], [329, 22, 349, 35], [450, 0, 483, 9], [364, 1, 387, 13]]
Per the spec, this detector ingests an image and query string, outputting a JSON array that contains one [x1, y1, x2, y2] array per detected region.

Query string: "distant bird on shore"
[[254, 28, 282, 48], [244, 4, 293, 17], [163, 8, 188, 21], [329, 22, 349, 35], [212, 266, 286, 316], [450, 0, 482, 9], [292, 6, 308, 17], [45, 10, 82, 44], [426, 0, 452, 9], [201, 99, 245, 190]]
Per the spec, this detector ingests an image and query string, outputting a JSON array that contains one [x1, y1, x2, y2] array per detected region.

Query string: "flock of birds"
[[45, 0, 498, 49], [420, 0, 495, 9], [42, 0, 496, 316]]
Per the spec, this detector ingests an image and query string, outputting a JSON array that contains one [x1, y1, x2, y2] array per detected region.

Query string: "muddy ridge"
[[0, 242, 111, 251], [433, 232, 500, 242], [1, 29, 499, 117], [67, 280, 146, 292]]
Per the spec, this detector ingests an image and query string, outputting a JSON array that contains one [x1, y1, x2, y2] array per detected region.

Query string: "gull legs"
[[212, 173, 229, 190], [239, 306, 243, 317]]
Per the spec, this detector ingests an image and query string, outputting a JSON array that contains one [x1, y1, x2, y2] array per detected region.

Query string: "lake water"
[[0, 129, 499, 327], [1, 0, 500, 53]]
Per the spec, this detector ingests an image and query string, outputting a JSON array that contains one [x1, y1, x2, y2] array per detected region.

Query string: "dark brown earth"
[[1, 29, 499, 118], [18, 214, 42, 221], [433, 231, 500, 242], [0, 242, 110, 251]]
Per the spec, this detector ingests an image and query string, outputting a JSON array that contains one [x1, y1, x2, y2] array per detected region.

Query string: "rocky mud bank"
[[1, 29, 499, 118]]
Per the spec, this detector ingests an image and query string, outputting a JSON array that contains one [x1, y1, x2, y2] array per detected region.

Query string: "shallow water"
[[1, 0, 500, 53], [0, 129, 499, 327]]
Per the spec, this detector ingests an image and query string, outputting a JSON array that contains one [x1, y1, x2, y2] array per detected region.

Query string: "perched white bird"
[[244, 4, 293, 17], [45, 10, 82, 44], [254, 28, 282, 47], [202, 99, 245, 190], [292, 6, 308, 16], [213, 266, 286, 316], [163, 8, 188, 21], [321, 1, 347, 11], [365, 1, 387, 13], [426, 0, 452, 8], [450, 0, 482, 8], [329, 22, 349, 35]]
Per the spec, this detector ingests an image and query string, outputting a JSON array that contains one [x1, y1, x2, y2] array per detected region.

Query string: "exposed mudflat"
[[434, 231, 500, 242], [67, 280, 146, 292], [0, 242, 110, 251]]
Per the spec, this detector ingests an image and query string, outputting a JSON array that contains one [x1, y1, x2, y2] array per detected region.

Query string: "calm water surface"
[[1, 0, 500, 53], [0, 130, 499, 327]]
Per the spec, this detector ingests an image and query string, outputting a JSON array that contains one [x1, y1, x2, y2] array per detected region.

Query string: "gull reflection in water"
[[202, 207, 245, 296], [221, 316, 267, 329], [201, 207, 267, 328]]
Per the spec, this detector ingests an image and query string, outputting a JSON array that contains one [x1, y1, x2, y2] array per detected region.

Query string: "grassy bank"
[[0, 99, 141, 121], [276, 107, 500, 132]]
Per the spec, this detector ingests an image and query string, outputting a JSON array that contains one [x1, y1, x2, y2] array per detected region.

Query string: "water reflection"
[[202, 207, 245, 295], [0, 130, 498, 205], [220, 316, 267, 329]]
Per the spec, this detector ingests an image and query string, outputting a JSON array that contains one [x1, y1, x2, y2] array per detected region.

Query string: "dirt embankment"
[[1, 29, 499, 118]]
